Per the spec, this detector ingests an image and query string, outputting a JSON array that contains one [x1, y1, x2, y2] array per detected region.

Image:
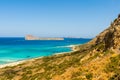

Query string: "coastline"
[[0, 60, 25, 68], [0, 57, 43, 68], [0, 44, 78, 68]]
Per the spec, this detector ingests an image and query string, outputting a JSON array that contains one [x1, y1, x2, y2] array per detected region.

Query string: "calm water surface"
[[0, 38, 91, 64]]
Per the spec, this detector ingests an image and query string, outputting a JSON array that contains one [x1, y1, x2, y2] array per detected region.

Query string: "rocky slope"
[[75, 14, 120, 52], [0, 15, 120, 80]]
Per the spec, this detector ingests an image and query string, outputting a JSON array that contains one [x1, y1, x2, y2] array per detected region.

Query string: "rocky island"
[[25, 35, 64, 40]]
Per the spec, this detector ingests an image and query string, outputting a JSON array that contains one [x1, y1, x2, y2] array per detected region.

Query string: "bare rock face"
[[90, 15, 120, 51], [25, 35, 39, 40], [75, 15, 120, 53]]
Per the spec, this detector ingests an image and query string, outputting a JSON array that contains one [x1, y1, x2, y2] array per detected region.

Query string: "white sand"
[[0, 57, 43, 68], [0, 60, 25, 68]]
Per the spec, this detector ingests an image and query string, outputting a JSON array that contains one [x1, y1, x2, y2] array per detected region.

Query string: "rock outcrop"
[[92, 15, 120, 51], [75, 14, 120, 53]]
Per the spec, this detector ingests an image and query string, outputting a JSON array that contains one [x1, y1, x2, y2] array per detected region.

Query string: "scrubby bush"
[[86, 73, 93, 80]]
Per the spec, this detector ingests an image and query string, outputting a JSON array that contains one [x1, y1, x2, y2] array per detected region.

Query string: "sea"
[[0, 38, 91, 64]]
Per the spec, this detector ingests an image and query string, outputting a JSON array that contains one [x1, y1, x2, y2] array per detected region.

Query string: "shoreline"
[[0, 44, 78, 68], [0, 57, 44, 68], [0, 60, 25, 68]]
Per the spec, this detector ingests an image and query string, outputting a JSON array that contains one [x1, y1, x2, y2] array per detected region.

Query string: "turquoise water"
[[0, 38, 91, 64]]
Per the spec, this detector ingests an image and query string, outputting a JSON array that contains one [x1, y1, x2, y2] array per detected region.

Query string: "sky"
[[0, 0, 120, 38]]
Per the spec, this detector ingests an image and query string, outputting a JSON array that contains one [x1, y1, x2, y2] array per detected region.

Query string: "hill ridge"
[[75, 14, 120, 53]]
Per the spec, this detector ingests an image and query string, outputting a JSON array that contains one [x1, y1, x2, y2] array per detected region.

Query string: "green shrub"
[[109, 73, 120, 80], [86, 73, 93, 80]]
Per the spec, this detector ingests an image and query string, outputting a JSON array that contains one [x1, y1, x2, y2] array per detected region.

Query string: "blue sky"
[[0, 0, 120, 38]]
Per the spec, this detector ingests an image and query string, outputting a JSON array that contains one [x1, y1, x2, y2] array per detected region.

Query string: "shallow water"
[[0, 38, 91, 64]]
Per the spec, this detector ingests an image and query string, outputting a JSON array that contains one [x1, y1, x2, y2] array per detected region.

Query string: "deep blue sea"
[[0, 38, 91, 64]]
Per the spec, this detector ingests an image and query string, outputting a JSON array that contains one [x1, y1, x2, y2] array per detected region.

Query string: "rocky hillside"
[[75, 14, 120, 52], [0, 15, 120, 80]]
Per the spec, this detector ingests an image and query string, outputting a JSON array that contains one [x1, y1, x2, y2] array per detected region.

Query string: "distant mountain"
[[0, 14, 120, 80]]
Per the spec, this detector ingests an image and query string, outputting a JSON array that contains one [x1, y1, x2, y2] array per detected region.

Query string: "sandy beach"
[[0, 60, 25, 68]]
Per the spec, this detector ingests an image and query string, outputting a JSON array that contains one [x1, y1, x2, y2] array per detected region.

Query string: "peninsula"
[[25, 35, 64, 40]]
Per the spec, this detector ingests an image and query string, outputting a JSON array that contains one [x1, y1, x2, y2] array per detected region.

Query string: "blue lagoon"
[[0, 38, 91, 64]]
